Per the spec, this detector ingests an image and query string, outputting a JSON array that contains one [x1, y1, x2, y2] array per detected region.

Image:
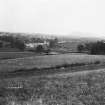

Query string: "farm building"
[[25, 40, 49, 49]]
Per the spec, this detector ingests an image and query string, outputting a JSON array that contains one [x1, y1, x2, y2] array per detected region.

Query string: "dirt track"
[[46, 68, 105, 78]]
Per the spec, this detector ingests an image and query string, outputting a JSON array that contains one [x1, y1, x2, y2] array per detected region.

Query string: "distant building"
[[25, 40, 49, 49]]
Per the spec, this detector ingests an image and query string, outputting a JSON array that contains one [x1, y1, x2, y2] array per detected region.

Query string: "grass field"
[[0, 53, 105, 105], [0, 53, 105, 72], [1, 69, 105, 105], [0, 52, 36, 60]]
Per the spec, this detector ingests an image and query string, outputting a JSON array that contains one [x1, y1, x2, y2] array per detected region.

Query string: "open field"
[[0, 52, 37, 60], [0, 53, 105, 72], [1, 68, 105, 105], [0, 53, 105, 104]]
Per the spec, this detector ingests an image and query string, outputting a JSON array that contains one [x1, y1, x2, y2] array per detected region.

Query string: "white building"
[[25, 40, 49, 49]]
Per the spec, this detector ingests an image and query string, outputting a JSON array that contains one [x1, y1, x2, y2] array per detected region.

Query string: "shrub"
[[36, 45, 44, 53]]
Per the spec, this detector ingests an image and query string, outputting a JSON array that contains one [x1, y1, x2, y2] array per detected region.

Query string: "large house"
[[25, 40, 49, 49]]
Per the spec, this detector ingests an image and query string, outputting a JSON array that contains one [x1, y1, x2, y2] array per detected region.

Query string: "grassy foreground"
[[0, 69, 105, 105]]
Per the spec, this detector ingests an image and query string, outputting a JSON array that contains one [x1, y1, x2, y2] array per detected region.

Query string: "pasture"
[[0, 52, 36, 60], [0, 53, 105, 105], [1, 53, 105, 72], [1, 68, 105, 105]]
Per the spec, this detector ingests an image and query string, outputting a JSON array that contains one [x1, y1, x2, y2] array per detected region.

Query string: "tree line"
[[77, 41, 105, 54], [0, 35, 25, 51], [0, 35, 58, 52]]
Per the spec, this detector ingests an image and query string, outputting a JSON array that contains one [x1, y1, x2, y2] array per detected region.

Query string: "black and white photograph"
[[0, 0, 105, 104]]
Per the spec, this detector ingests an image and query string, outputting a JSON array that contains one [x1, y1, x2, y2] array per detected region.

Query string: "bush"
[[77, 44, 84, 52], [36, 45, 44, 53], [78, 41, 105, 55]]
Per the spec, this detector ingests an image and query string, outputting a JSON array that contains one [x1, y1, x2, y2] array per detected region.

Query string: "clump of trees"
[[0, 35, 25, 51], [12, 39, 25, 51], [36, 45, 51, 54], [49, 38, 58, 48], [77, 41, 105, 55], [36, 45, 44, 53], [90, 41, 105, 54], [77, 44, 85, 53], [0, 34, 59, 52]]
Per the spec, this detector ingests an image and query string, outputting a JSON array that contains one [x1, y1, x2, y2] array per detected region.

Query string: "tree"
[[90, 41, 105, 54], [0, 35, 26, 50], [0, 41, 3, 48], [49, 38, 58, 48], [77, 44, 84, 52], [13, 39, 25, 51], [85, 42, 94, 51], [16, 40, 25, 51], [36, 45, 44, 53], [81, 41, 105, 55]]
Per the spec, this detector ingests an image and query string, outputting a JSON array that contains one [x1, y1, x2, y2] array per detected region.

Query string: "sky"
[[1, 0, 105, 37]]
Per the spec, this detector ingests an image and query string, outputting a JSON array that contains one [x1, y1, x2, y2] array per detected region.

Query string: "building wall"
[[25, 41, 49, 49]]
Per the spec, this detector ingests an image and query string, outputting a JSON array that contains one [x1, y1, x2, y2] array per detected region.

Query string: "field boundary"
[[1, 63, 105, 79], [47, 67, 105, 78]]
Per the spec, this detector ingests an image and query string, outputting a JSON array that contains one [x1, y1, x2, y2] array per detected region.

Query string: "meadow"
[[0, 53, 105, 105], [1, 69, 105, 105], [0, 52, 36, 60], [0, 53, 105, 73]]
